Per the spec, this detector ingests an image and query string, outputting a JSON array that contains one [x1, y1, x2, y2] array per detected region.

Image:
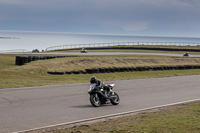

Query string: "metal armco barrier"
[[45, 42, 200, 51]]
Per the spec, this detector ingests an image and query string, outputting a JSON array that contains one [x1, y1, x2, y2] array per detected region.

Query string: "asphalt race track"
[[46, 52, 200, 57], [1, 75, 200, 132], [2, 51, 200, 57]]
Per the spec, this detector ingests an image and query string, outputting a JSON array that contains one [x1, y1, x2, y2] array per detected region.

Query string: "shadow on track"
[[70, 105, 93, 108], [70, 104, 114, 108]]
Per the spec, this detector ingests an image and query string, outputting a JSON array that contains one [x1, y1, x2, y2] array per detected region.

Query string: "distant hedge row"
[[15, 55, 78, 65], [47, 65, 200, 75]]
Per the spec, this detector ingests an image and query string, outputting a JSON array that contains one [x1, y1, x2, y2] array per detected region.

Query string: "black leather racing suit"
[[95, 79, 111, 98]]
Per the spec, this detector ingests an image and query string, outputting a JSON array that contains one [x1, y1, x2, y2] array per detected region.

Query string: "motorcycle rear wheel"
[[90, 93, 101, 107], [110, 92, 120, 105]]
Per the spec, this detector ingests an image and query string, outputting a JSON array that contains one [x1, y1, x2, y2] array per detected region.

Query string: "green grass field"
[[1, 54, 200, 89], [57, 101, 200, 133]]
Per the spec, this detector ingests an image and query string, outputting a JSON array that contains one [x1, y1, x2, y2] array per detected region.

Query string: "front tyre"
[[110, 92, 120, 105], [90, 93, 101, 107]]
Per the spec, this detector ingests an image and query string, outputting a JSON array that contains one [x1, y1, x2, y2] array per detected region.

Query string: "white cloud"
[[0, 0, 200, 36]]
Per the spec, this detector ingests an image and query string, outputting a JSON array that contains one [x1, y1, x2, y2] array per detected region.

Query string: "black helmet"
[[90, 76, 97, 84]]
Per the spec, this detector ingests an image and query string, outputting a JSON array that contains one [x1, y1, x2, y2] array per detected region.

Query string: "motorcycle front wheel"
[[90, 93, 101, 107], [110, 92, 120, 105]]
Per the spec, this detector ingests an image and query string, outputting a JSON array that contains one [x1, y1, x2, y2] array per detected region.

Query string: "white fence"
[[45, 41, 200, 51]]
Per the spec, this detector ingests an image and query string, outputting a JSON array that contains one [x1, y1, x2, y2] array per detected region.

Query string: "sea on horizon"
[[1, 30, 200, 51]]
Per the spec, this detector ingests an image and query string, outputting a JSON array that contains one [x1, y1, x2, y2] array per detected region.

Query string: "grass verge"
[[54, 101, 200, 133], [1, 54, 200, 89]]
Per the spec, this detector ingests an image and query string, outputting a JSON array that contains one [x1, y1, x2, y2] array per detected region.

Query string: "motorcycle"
[[88, 83, 120, 107], [183, 52, 189, 57]]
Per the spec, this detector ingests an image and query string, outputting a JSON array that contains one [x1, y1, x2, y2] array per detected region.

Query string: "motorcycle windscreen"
[[88, 83, 96, 93]]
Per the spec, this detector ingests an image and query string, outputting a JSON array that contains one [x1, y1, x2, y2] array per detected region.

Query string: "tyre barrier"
[[109, 68, 115, 73], [105, 68, 111, 73], [85, 69, 93, 74], [136, 67, 143, 71], [15, 56, 24, 65], [65, 71, 72, 74], [123, 67, 129, 72], [47, 64, 200, 75], [47, 71, 65, 75], [28, 56, 32, 62], [15, 55, 79, 65], [99, 68, 106, 73], [93, 69, 99, 73], [128, 67, 133, 71], [113, 67, 120, 72], [119, 67, 125, 72], [72, 71, 81, 74], [80, 70, 87, 74]]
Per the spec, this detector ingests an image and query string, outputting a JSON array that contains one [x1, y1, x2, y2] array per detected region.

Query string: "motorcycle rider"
[[90, 76, 113, 98]]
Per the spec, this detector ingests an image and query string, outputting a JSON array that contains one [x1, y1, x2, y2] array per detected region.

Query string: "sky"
[[0, 0, 200, 37]]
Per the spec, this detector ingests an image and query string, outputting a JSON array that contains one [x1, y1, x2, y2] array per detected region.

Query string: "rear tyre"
[[110, 92, 120, 105], [90, 94, 101, 107]]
